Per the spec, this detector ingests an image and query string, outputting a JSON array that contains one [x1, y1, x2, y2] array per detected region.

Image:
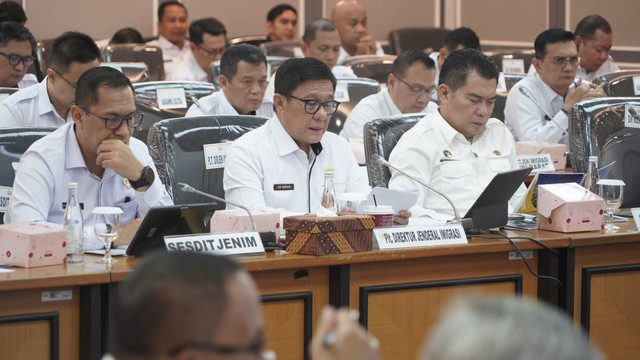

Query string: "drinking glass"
[[598, 180, 625, 232], [92, 207, 123, 263]]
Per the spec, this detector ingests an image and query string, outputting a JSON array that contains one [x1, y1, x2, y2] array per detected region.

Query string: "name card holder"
[[164, 232, 265, 255], [631, 208, 640, 231], [373, 223, 467, 250], [203, 142, 232, 169], [156, 88, 187, 110], [516, 154, 554, 172], [0, 186, 12, 212], [502, 59, 525, 74], [633, 76, 640, 96], [625, 104, 640, 128]]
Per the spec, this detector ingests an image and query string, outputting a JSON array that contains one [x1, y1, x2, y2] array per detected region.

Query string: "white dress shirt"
[[576, 56, 619, 82], [337, 42, 385, 62], [429, 51, 441, 102], [224, 115, 371, 215], [504, 72, 569, 143], [0, 77, 72, 127], [388, 110, 526, 221], [4, 122, 173, 249], [18, 73, 38, 89], [165, 51, 208, 82], [185, 90, 274, 118], [147, 35, 191, 76]]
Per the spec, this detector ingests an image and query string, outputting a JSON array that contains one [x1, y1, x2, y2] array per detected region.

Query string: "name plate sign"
[[164, 232, 265, 255], [0, 186, 12, 212], [502, 59, 525, 74], [633, 76, 640, 96], [373, 224, 467, 250], [631, 208, 640, 231], [156, 88, 187, 109], [516, 154, 554, 172], [624, 104, 640, 128], [203, 142, 232, 169]]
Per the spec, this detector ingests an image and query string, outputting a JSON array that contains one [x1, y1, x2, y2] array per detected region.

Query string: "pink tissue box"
[[537, 183, 604, 233], [210, 209, 280, 234], [515, 141, 567, 170], [0, 222, 67, 268]]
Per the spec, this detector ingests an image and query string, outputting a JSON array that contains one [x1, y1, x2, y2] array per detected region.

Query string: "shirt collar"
[[64, 123, 88, 170], [381, 88, 402, 114], [157, 35, 188, 50], [532, 72, 566, 104], [218, 90, 240, 115], [269, 114, 301, 156], [37, 77, 62, 118], [433, 109, 464, 145]]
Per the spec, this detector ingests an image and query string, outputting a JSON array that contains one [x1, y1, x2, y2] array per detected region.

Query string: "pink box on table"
[[537, 183, 604, 233], [515, 140, 567, 170], [0, 222, 67, 268], [210, 209, 280, 234]]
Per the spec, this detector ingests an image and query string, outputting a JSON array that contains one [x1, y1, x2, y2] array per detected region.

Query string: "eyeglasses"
[[289, 95, 340, 115], [0, 51, 35, 67], [392, 73, 435, 96], [169, 338, 264, 357], [197, 44, 226, 58], [547, 55, 580, 67], [81, 107, 144, 130], [50, 68, 77, 89]]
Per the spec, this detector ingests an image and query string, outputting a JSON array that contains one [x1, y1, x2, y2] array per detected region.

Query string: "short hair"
[[267, 4, 297, 22], [575, 15, 612, 41], [49, 31, 100, 73], [0, 21, 35, 48], [219, 44, 266, 80], [534, 28, 576, 59], [302, 18, 336, 44], [444, 27, 480, 51], [158, 1, 187, 21], [0, 2, 26, 24], [189, 17, 227, 46], [275, 57, 336, 96], [392, 50, 435, 77], [439, 48, 498, 90], [421, 295, 604, 360], [75, 66, 133, 109], [110, 28, 144, 44], [110, 252, 242, 359]]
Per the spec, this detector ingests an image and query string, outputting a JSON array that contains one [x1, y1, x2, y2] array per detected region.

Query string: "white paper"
[[633, 76, 640, 96], [156, 88, 187, 110], [334, 81, 350, 102], [203, 142, 232, 169], [365, 187, 419, 215], [496, 73, 507, 93], [502, 59, 525, 74]]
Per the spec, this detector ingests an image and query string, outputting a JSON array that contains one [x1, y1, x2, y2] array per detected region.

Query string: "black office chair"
[[102, 44, 165, 81], [147, 115, 267, 206], [0, 127, 56, 224], [133, 81, 215, 143], [363, 114, 424, 187], [329, 78, 380, 134], [261, 41, 299, 57], [569, 97, 640, 207], [485, 49, 535, 74], [101, 62, 150, 83], [593, 70, 640, 97], [229, 35, 270, 47], [341, 55, 397, 85], [388, 27, 450, 55], [34, 39, 54, 79], [208, 56, 288, 90]]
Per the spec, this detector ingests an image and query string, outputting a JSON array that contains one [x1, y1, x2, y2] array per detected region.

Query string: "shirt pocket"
[[487, 156, 512, 173], [117, 200, 138, 224], [439, 161, 473, 188]]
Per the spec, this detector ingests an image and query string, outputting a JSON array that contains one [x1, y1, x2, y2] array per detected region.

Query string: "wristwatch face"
[[130, 166, 154, 189]]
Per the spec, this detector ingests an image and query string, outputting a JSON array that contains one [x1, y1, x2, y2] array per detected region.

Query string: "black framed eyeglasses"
[[288, 95, 340, 115], [168, 338, 264, 357], [392, 73, 435, 96], [0, 51, 35, 67], [81, 107, 144, 130], [197, 44, 226, 58], [50, 68, 77, 89]]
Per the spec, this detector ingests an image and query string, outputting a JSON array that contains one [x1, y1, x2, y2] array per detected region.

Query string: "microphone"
[[629, 106, 640, 121], [178, 182, 258, 232], [189, 95, 206, 114], [376, 155, 471, 228], [518, 87, 567, 136]]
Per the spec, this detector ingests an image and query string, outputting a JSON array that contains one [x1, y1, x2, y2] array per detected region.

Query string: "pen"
[[573, 81, 578, 88]]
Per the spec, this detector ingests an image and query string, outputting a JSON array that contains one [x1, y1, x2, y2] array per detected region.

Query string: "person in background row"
[[0, 1, 26, 25], [574, 14, 619, 82], [332, 0, 384, 62], [166, 17, 227, 82], [266, 4, 297, 42], [0, 31, 100, 127], [185, 44, 273, 117], [109, 27, 144, 45], [0, 21, 37, 89], [147, 1, 189, 75]]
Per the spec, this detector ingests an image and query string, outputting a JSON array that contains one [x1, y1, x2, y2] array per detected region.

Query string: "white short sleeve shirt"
[[185, 90, 274, 118], [0, 78, 71, 127]]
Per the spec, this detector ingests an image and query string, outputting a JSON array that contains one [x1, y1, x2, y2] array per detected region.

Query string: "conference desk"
[[0, 221, 638, 360]]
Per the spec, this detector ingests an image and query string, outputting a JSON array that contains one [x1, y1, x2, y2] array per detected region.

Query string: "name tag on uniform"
[[203, 142, 232, 169], [502, 59, 525, 74], [156, 88, 187, 109], [274, 184, 294, 191]]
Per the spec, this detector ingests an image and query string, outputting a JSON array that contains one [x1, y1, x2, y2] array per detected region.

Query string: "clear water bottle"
[[584, 156, 600, 195], [63, 182, 84, 263], [321, 167, 337, 212]]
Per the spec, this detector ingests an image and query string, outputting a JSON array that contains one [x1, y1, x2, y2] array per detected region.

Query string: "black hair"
[[439, 48, 498, 91], [0, 2, 26, 24], [275, 57, 336, 96], [444, 27, 480, 51], [392, 49, 435, 77], [110, 28, 144, 45], [534, 28, 576, 59], [49, 31, 100, 73], [575, 15, 612, 41], [189, 17, 227, 46], [267, 4, 297, 22], [158, 0, 187, 21], [219, 44, 266, 80], [302, 18, 336, 44], [75, 66, 133, 109], [0, 21, 34, 48]]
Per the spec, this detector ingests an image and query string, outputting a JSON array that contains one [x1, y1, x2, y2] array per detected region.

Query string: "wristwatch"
[[127, 166, 155, 189]]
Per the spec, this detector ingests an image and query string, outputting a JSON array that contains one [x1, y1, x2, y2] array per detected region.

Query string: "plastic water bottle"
[[321, 167, 337, 212], [584, 156, 600, 195], [63, 182, 84, 263]]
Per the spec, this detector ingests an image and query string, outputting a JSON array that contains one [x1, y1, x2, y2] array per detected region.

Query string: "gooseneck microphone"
[[518, 87, 567, 136], [178, 183, 258, 232]]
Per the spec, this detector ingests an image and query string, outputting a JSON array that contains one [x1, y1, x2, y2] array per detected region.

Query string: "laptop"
[[464, 167, 532, 231], [126, 203, 217, 257]]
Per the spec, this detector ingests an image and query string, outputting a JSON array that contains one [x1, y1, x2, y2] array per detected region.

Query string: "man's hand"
[[113, 217, 142, 247], [393, 210, 411, 225], [96, 139, 144, 181], [356, 35, 377, 55], [564, 80, 606, 111], [311, 306, 380, 360]]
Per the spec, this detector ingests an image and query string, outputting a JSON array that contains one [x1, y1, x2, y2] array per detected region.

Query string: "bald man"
[[331, 0, 384, 62]]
